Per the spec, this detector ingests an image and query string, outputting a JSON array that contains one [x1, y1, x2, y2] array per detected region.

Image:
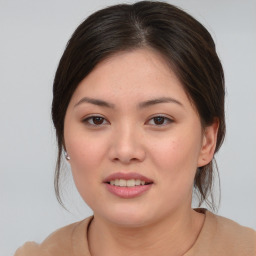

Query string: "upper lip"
[[103, 172, 153, 183]]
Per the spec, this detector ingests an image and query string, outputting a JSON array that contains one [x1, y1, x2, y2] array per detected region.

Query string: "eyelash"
[[82, 115, 173, 127], [147, 115, 173, 126], [82, 116, 109, 126]]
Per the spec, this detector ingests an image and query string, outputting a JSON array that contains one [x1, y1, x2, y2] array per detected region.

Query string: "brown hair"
[[52, 1, 225, 211]]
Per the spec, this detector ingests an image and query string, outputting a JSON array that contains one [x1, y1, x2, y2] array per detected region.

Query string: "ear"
[[197, 118, 219, 167]]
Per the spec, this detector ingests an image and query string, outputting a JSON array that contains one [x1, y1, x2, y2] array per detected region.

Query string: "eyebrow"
[[74, 96, 183, 109], [74, 97, 115, 108], [138, 97, 183, 108]]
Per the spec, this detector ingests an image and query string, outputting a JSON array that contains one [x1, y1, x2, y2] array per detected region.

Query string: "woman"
[[15, 1, 256, 255]]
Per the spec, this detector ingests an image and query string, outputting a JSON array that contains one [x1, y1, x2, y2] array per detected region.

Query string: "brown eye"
[[83, 116, 109, 126], [92, 117, 104, 125], [147, 115, 173, 126], [153, 116, 165, 125]]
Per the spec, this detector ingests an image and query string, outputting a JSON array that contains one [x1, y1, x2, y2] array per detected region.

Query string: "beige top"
[[15, 209, 256, 256]]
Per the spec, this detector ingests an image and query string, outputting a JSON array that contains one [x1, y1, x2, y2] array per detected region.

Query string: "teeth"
[[127, 179, 135, 187], [109, 179, 148, 187], [119, 179, 126, 187], [135, 179, 141, 186]]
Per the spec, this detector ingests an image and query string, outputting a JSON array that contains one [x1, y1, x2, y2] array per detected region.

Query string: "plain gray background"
[[1, 0, 255, 255]]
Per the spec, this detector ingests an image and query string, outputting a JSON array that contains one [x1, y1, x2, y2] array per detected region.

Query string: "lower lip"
[[105, 183, 153, 199]]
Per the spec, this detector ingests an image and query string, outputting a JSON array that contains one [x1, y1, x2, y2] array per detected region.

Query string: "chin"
[[94, 203, 161, 228]]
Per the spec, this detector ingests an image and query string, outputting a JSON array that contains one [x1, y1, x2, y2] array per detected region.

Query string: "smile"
[[103, 172, 153, 198], [108, 179, 151, 187]]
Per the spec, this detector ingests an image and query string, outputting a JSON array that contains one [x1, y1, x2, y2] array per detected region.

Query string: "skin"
[[64, 48, 219, 256]]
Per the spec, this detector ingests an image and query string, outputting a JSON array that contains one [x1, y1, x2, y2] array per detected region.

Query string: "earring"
[[64, 151, 70, 160]]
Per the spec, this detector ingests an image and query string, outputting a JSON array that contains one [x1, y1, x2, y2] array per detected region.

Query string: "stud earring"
[[64, 151, 70, 160]]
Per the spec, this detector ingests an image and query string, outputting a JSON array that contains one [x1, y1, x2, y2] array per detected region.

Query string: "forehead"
[[69, 48, 191, 108]]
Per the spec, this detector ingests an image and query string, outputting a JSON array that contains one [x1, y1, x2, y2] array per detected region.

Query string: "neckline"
[[184, 208, 213, 255], [74, 208, 210, 256]]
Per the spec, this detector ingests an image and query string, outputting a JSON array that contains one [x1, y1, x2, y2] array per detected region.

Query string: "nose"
[[108, 124, 146, 164]]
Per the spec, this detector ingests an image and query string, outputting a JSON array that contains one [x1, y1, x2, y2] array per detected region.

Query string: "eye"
[[83, 116, 109, 126], [147, 115, 173, 126]]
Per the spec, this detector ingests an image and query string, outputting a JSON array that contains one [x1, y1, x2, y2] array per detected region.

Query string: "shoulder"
[[14, 217, 93, 256], [14, 242, 42, 256], [210, 211, 256, 242], [196, 210, 256, 256]]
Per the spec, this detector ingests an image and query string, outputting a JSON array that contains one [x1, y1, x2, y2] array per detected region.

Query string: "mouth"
[[103, 172, 153, 186], [106, 179, 153, 187], [103, 172, 154, 198]]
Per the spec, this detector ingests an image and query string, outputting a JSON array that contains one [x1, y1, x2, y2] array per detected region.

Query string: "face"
[[64, 48, 217, 227]]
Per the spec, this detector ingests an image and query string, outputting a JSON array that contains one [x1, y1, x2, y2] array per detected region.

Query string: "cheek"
[[65, 134, 108, 206], [65, 132, 108, 182], [149, 136, 201, 207], [149, 130, 202, 186], [151, 138, 199, 169]]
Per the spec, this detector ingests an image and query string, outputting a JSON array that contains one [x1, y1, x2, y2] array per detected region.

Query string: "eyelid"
[[82, 115, 110, 126], [81, 114, 173, 127], [146, 114, 174, 126]]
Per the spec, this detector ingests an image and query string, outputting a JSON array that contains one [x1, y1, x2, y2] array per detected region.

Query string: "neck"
[[88, 207, 205, 256]]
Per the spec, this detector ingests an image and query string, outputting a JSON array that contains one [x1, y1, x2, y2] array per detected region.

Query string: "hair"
[[52, 1, 225, 211]]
